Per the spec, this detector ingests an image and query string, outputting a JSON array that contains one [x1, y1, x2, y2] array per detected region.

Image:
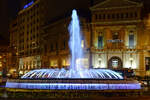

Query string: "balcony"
[[91, 46, 137, 52]]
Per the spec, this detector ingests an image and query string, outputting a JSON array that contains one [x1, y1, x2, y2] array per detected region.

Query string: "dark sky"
[[0, 0, 19, 41]]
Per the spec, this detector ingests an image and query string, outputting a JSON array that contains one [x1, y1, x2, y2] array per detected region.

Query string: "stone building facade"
[[90, 0, 144, 76], [42, 0, 150, 77]]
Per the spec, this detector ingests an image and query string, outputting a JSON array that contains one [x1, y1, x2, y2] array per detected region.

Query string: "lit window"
[[81, 40, 84, 48], [98, 36, 103, 48], [0, 62, 2, 67], [113, 32, 118, 40], [112, 59, 118, 68], [50, 60, 58, 67], [129, 32, 134, 48]]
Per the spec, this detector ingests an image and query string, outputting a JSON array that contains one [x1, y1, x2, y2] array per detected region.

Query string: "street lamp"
[[129, 57, 134, 68], [98, 57, 102, 68]]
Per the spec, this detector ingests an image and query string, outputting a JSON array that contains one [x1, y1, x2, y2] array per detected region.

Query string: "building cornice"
[[90, 5, 143, 11], [91, 20, 142, 25], [90, 0, 143, 11]]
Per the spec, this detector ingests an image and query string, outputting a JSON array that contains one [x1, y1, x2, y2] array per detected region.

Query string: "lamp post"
[[98, 57, 102, 68], [129, 57, 134, 68]]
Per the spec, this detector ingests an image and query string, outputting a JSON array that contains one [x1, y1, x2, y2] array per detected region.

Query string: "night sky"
[[0, 0, 19, 41]]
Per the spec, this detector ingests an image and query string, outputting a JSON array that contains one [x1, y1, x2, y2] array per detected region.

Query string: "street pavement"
[[2, 96, 150, 100]]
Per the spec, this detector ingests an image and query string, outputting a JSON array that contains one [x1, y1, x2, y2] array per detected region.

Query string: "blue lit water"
[[68, 9, 84, 73]]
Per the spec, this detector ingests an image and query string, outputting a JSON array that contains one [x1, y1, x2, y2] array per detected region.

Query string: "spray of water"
[[68, 9, 84, 72]]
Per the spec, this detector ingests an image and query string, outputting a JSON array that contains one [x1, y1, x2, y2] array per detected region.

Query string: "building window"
[[145, 57, 150, 71], [99, 14, 101, 19], [121, 13, 124, 19], [56, 42, 58, 50], [116, 13, 119, 19], [0, 62, 2, 67], [125, 13, 129, 18], [50, 44, 53, 51], [95, 14, 98, 20], [112, 59, 118, 68], [130, 13, 133, 18], [129, 33, 134, 48], [107, 14, 110, 19], [81, 40, 84, 48], [98, 36, 103, 48], [135, 12, 137, 18], [64, 40, 66, 49], [103, 14, 106, 19], [113, 32, 118, 40]]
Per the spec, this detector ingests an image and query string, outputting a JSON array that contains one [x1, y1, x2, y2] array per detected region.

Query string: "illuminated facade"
[[8, 18, 18, 77], [90, 0, 150, 76], [17, 0, 45, 75], [41, 18, 70, 68], [42, 0, 150, 77]]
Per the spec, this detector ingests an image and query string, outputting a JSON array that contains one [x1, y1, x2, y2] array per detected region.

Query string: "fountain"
[[6, 9, 141, 90]]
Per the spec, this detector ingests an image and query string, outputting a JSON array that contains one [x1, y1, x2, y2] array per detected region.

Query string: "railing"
[[92, 46, 137, 51]]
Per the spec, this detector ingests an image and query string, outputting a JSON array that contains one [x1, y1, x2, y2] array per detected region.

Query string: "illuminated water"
[[21, 69, 123, 79], [68, 9, 84, 76]]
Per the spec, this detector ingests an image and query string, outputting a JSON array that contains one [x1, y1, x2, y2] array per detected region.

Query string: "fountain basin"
[[6, 79, 141, 90], [5, 69, 141, 90]]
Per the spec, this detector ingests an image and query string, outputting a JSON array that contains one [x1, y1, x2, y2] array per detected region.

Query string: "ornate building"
[[90, 0, 150, 76], [42, 0, 150, 77]]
